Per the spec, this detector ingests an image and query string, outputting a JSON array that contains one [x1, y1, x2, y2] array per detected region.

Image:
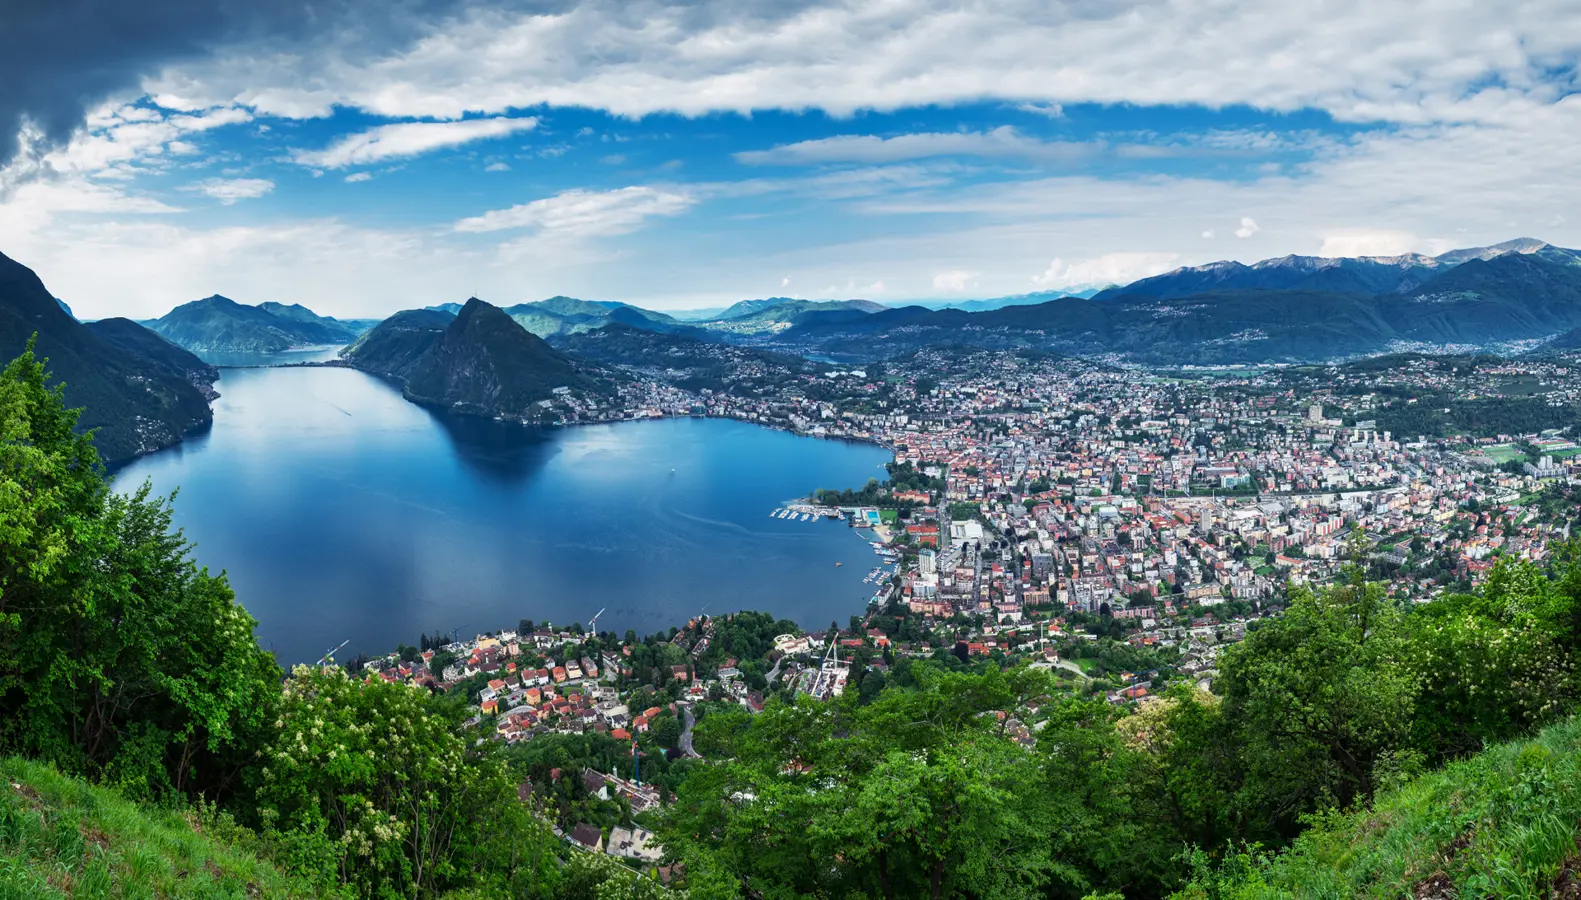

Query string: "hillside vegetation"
[[1177, 716, 1581, 899], [0, 756, 325, 899]]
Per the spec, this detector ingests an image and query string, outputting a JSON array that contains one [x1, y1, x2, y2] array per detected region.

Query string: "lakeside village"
[[342, 347, 1581, 874]]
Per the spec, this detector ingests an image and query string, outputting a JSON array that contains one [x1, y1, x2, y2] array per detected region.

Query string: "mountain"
[[338, 307, 455, 380], [766, 239, 1581, 363], [0, 251, 214, 463], [702, 298, 887, 335], [342, 298, 619, 422], [912, 289, 1099, 312], [1385, 251, 1581, 343], [1093, 238, 1581, 303], [713, 297, 797, 320], [552, 322, 825, 395], [145, 295, 373, 355], [83, 317, 220, 398], [421, 295, 700, 340]]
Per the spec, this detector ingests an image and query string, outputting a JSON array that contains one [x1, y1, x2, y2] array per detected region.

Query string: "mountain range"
[[0, 252, 216, 463], [143, 295, 376, 355], [341, 298, 619, 421], [699, 298, 887, 334], [427, 295, 705, 341], [757, 239, 1581, 363]]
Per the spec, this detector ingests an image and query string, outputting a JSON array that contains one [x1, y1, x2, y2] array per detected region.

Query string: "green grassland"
[[1484, 444, 1529, 464], [0, 757, 329, 900], [1177, 715, 1581, 899]]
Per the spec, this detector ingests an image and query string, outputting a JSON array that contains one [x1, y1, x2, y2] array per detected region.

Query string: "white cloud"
[[1318, 230, 1425, 257], [781, 276, 790, 287], [1017, 102, 1064, 118], [344, 172, 373, 183], [1234, 217, 1260, 238], [40, 104, 251, 177], [1032, 252, 1181, 289], [737, 127, 1092, 165], [141, 0, 1581, 131], [183, 177, 275, 204], [453, 186, 695, 239], [484, 162, 510, 172], [932, 269, 980, 292], [290, 117, 539, 169], [1201, 230, 1215, 239]]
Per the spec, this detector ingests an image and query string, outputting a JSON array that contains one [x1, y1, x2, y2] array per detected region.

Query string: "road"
[[678, 703, 702, 758]]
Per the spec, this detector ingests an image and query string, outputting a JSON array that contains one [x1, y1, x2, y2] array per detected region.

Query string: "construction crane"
[[316, 639, 350, 667]]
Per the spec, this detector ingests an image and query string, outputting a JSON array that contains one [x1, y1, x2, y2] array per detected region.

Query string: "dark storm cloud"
[[0, 0, 482, 167]]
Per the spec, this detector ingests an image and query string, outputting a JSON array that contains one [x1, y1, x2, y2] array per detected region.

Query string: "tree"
[[659, 666, 1060, 900], [0, 343, 281, 800], [256, 666, 521, 897], [1212, 574, 1415, 840]]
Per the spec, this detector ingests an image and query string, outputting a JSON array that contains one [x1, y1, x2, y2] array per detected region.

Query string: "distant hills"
[[551, 322, 826, 395], [1092, 238, 1571, 301], [758, 239, 1581, 363], [0, 252, 215, 463], [342, 298, 619, 421], [700, 298, 887, 335], [144, 295, 374, 355], [60, 235, 1581, 388], [427, 295, 705, 341]]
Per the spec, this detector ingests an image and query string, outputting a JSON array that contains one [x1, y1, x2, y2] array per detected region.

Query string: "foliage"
[[0, 344, 281, 800], [1174, 715, 1581, 899], [659, 665, 1077, 900], [0, 754, 337, 899], [254, 666, 526, 899]]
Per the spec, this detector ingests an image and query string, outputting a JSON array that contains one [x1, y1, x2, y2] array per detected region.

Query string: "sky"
[[3, 0, 1581, 320]]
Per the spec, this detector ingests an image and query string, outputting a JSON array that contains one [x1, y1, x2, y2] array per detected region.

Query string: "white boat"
[[801, 514, 811, 522]]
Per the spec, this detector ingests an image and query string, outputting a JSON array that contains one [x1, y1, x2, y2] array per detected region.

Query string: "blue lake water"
[[113, 366, 890, 665]]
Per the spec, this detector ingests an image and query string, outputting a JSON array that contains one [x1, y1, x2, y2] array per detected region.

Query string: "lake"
[[113, 366, 892, 665]]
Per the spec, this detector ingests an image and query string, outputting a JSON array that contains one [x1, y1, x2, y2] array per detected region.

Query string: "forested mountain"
[[1094, 237, 1579, 301], [766, 240, 1581, 363], [145, 294, 373, 354], [0, 251, 214, 462], [702, 298, 888, 334], [338, 307, 455, 379], [83, 317, 219, 397], [341, 297, 620, 420], [552, 322, 826, 394]]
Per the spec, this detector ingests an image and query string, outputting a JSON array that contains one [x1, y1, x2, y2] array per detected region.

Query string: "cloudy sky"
[[3, 0, 1580, 319]]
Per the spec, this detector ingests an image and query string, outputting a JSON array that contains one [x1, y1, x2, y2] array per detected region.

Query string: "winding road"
[[678, 703, 702, 758]]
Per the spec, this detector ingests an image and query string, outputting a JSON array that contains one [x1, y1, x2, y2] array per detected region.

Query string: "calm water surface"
[[115, 366, 890, 665]]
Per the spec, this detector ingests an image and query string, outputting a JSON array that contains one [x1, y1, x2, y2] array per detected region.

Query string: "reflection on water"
[[114, 365, 889, 665], [428, 413, 557, 484], [198, 346, 345, 368]]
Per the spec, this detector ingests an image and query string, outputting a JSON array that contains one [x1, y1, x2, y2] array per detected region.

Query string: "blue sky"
[[2, 0, 1579, 319]]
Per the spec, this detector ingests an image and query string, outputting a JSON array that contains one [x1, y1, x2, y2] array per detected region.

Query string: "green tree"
[[255, 666, 521, 898], [1213, 575, 1416, 840], [0, 342, 281, 800]]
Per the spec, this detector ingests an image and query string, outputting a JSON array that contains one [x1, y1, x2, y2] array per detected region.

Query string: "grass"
[[1483, 444, 1529, 464], [1174, 715, 1581, 899], [0, 757, 329, 899]]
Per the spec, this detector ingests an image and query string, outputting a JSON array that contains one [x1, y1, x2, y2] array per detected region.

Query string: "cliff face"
[[0, 252, 214, 463], [341, 299, 618, 421]]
